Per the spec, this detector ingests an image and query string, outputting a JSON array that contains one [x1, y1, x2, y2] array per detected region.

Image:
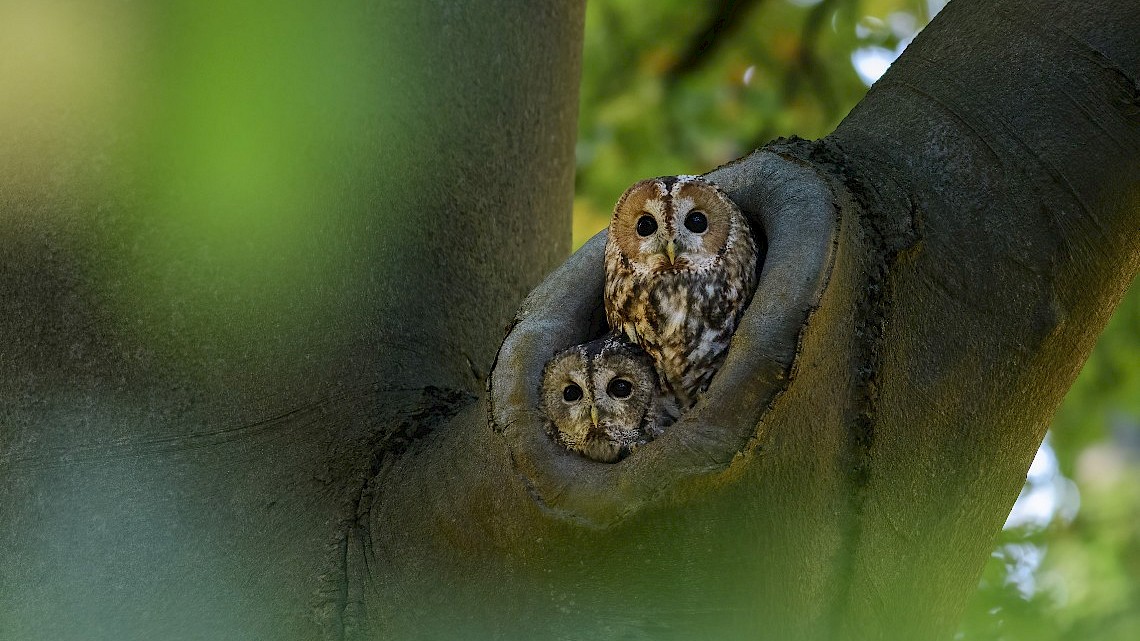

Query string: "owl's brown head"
[[540, 335, 661, 463], [609, 176, 750, 275]]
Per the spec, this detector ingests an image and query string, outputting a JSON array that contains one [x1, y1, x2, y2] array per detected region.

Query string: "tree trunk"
[[1, 1, 584, 640], [1, 1, 1137, 641]]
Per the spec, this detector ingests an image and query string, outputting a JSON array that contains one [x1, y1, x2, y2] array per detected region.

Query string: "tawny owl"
[[540, 335, 678, 463], [604, 175, 759, 409]]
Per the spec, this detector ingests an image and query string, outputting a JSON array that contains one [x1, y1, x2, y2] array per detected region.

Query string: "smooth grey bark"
[[1, 1, 1137, 641]]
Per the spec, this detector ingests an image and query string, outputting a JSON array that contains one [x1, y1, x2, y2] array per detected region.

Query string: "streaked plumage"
[[604, 175, 759, 408], [540, 335, 678, 463]]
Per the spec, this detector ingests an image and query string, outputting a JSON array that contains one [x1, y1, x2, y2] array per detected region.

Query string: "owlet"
[[604, 175, 759, 408], [540, 335, 678, 463]]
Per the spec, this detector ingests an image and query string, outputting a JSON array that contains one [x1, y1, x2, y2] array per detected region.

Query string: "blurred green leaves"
[[111, 1, 377, 362], [574, 0, 932, 245]]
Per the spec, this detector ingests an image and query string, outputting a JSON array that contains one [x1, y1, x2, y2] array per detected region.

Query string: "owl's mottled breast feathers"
[[604, 175, 759, 408]]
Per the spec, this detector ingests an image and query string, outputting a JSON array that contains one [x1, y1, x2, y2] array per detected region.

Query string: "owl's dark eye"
[[562, 384, 583, 402], [607, 378, 633, 399], [636, 215, 658, 237], [684, 211, 708, 233]]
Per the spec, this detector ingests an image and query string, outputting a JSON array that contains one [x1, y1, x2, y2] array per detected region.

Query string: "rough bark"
[[1, 1, 1137, 641]]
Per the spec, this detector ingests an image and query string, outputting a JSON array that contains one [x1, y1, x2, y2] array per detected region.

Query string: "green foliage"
[[574, 0, 931, 245], [576, 1, 1140, 638]]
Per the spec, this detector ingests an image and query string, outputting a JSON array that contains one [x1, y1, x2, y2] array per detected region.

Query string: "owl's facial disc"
[[668, 182, 733, 272], [633, 195, 674, 271], [633, 211, 679, 274], [611, 177, 739, 276], [611, 180, 670, 274]]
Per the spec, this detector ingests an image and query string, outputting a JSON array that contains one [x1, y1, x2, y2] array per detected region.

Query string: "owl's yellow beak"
[[665, 240, 676, 265], [590, 406, 600, 429]]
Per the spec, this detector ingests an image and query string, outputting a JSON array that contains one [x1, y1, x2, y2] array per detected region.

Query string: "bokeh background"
[[574, 1, 1140, 639], [1, 0, 1136, 639]]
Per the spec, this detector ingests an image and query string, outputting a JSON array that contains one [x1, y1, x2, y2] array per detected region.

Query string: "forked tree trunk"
[[1, 1, 1137, 640]]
